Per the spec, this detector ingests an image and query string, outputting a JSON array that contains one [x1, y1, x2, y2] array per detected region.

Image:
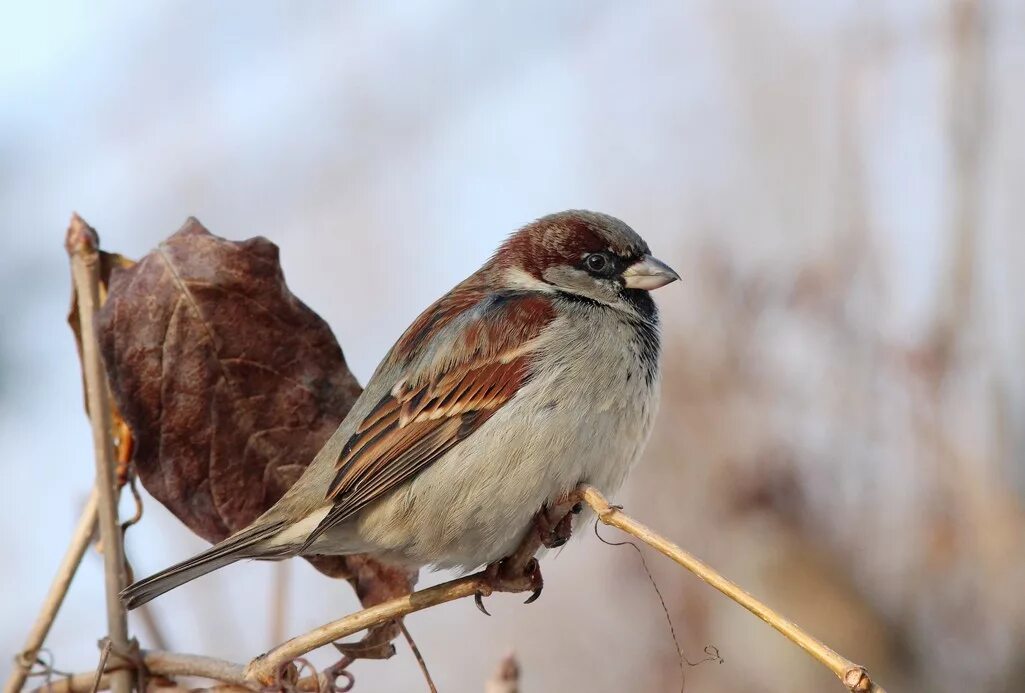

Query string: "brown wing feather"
[[326, 353, 531, 510], [302, 292, 555, 547]]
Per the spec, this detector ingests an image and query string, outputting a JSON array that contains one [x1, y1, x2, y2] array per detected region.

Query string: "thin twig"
[[398, 621, 436, 693], [89, 642, 113, 693], [4, 491, 98, 693], [580, 485, 886, 693], [66, 214, 133, 693]]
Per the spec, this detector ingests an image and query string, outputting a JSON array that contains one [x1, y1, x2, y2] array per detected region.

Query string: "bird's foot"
[[473, 495, 583, 615], [474, 557, 544, 616], [533, 501, 581, 549]]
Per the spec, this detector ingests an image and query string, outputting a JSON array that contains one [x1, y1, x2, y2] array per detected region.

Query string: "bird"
[[121, 210, 679, 610]]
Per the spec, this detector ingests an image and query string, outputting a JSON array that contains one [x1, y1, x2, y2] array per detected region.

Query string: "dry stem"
[[4, 491, 98, 693], [28, 651, 255, 693], [66, 214, 133, 693], [580, 485, 886, 693]]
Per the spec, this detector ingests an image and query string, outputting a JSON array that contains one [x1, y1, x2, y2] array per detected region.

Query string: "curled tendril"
[[120, 471, 144, 533], [594, 518, 724, 692], [21, 647, 74, 690], [683, 645, 724, 667], [323, 657, 355, 693]]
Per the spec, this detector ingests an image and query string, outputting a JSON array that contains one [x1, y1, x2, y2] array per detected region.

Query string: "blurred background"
[[2, 1, 1024, 691]]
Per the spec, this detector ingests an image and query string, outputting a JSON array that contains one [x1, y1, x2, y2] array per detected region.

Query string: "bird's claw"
[[521, 557, 543, 604], [475, 590, 491, 616], [474, 561, 502, 616]]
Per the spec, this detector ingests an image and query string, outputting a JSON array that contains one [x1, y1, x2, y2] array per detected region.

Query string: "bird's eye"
[[585, 253, 610, 274]]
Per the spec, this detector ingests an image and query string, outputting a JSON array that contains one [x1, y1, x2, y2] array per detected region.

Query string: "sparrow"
[[122, 210, 679, 609]]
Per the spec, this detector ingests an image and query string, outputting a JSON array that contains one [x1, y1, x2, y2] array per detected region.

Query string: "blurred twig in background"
[[270, 562, 291, 647], [4, 492, 97, 693], [483, 653, 519, 693]]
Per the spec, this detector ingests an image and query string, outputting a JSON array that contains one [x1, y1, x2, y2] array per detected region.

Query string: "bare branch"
[[89, 641, 113, 693], [4, 491, 98, 693], [65, 214, 133, 693], [580, 485, 887, 693], [28, 651, 256, 693]]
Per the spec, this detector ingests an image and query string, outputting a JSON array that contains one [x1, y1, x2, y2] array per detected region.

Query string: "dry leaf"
[[95, 218, 416, 617]]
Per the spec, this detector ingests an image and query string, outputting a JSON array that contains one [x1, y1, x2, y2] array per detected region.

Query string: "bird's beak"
[[622, 254, 680, 290]]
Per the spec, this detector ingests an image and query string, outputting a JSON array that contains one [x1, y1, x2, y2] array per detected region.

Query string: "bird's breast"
[[356, 308, 660, 569]]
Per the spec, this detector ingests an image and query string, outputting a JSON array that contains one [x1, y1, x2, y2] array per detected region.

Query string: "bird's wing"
[[302, 289, 556, 547]]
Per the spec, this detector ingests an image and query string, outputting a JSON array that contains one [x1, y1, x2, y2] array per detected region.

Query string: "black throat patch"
[[556, 289, 661, 385]]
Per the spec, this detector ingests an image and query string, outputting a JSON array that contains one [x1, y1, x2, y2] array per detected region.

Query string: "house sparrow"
[[122, 210, 678, 609]]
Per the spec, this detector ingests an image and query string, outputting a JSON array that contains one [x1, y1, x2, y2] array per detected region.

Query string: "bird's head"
[[492, 210, 679, 318]]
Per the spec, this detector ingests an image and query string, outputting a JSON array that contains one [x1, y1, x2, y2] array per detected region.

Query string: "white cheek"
[[504, 267, 555, 292]]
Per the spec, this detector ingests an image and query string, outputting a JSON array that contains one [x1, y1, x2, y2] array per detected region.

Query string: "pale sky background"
[[2, 2, 1023, 692]]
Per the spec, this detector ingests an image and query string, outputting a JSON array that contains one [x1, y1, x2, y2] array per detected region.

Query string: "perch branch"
[[246, 575, 481, 684], [4, 491, 98, 693], [245, 492, 579, 685], [579, 485, 886, 693], [66, 214, 133, 693]]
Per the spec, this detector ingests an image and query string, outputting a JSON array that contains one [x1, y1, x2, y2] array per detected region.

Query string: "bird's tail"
[[120, 520, 286, 610]]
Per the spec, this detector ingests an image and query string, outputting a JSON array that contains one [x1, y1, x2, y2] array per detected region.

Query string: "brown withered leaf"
[[325, 554, 419, 659], [95, 218, 416, 610]]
